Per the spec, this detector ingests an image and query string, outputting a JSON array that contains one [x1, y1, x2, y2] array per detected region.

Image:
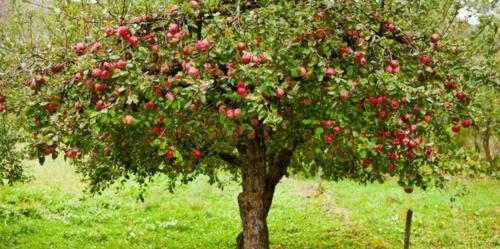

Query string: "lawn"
[[0, 157, 498, 249]]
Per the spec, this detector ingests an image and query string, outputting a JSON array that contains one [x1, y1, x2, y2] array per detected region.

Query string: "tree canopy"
[[0, 0, 476, 190], [0, 1, 489, 248]]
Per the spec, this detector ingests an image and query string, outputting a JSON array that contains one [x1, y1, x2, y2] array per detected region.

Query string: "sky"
[[458, 7, 480, 25]]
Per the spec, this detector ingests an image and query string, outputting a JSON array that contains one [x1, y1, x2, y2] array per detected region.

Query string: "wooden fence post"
[[404, 209, 413, 249]]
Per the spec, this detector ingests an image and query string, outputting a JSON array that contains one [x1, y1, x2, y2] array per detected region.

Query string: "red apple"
[[326, 67, 335, 77], [102, 62, 111, 70], [74, 101, 81, 110], [408, 140, 417, 148], [146, 101, 155, 110], [165, 92, 175, 100], [299, 66, 308, 77], [354, 51, 363, 59], [187, 67, 199, 78], [128, 36, 139, 47], [47, 104, 57, 112], [170, 5, 179, 13], [385, 64, 394, 74], [144, 34, 154, 44], [241, 53, 251, 64], [387, 163, 397, 173], [391, 138, 401, 146], [190, 0, 199, 9], [193, 148, 203, 158], [169, 23, 179, 34], [378, 109, 387, 117], [233, 108, 242, 117], [452, 125, 461, 132], [431, 33, 440, 43], [226, 109, 234, 119], [340, 91, 349, 100], [325, 134, 333, 143], [50, 64, 62, 73], [389, 100, 399, 109], [276, 88, 285, 97], [413, 106, 421, 115], [409, 124, 418, 132], [462, 120, 471, 128], [66, 149, 76, 158], [118, 26, 129, 38], [340, 47, 350, 55], [105, 27, 114, 36], [237, 42, 246, 51], [151, 44, 159, 53], [97, 100, 105, 109], [35, 75, 45, 84], [123, 115, 134, 125], [237, 87, 247, 96], [154, 88, 163, 95], [74, 72, 84, 81], [166, 150, 175, 158], [377, 144, 384, 152], [404, 187, 413, 194], [420, 55, 431, 64], [321, 120, 331, 129], [85, 80, 94, 89], [95, 83, 105, 92], [251, 118, 260, 126], [75, 42, 87, 54], [189, 103, 197, 111], [358, 57, 367, 65], [116, 59, 127, 69], [316, 28, 327, 37], [91, 68, 102, 78], [456, 91, 465, 100], [90, 43, 100, 53], [100, 70, 110, 79], [396, 130, 406, 139]]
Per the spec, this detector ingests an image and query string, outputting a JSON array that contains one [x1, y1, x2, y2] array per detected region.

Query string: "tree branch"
[[217, 152, 242, 166]]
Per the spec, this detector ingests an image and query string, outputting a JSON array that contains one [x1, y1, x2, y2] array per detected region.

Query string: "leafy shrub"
[[0, 116, 28, 185]]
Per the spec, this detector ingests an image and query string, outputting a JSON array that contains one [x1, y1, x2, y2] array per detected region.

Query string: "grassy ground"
[[0, 158, 498, 249]]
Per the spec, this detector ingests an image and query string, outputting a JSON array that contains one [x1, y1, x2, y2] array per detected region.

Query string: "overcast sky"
[[458, 8, 480, 25]]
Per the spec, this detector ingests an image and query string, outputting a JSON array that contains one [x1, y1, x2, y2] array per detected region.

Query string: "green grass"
[[0, 158, 498, 249]]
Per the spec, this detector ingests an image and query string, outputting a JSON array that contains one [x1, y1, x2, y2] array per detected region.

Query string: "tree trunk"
[[482, 123, 494, 168], [237, 138, 270, 249], [473, 127, 481, 154], [236, 135, 296, 249]]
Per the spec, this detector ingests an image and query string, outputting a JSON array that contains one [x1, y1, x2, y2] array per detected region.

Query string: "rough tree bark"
[[482, 122, 494, 167], [236, 132, 295, 249]]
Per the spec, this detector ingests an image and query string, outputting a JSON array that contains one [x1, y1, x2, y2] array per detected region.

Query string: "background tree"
[[449, 1, 499, 170], [0, 1, 481, 248]]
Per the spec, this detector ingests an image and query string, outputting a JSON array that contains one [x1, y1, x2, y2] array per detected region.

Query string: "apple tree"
[[1, 0, 475, 248]]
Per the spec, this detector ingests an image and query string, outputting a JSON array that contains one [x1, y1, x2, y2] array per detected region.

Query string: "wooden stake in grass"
[[404, 209, 413, 249]]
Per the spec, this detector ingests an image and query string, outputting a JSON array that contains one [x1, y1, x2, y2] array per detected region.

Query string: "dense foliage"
[[0, 1, 492, 248], [1, 0, 475, 190], [0, 116, 27, 185]]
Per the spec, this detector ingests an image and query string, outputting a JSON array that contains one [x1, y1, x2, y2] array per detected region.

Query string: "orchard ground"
[[0, 158, 498, 249]]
